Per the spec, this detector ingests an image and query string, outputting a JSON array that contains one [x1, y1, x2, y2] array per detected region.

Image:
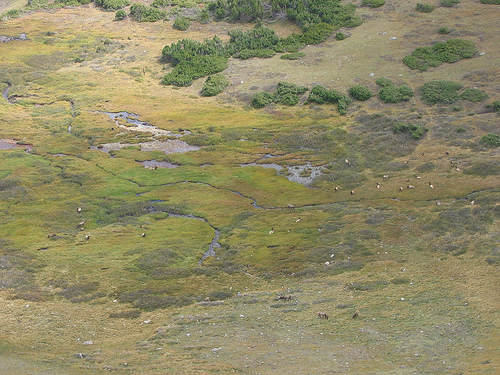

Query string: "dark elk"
[[317, 312, 328, 320]]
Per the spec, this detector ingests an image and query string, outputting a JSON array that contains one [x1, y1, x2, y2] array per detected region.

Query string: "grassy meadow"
[[0, 0, 499, 373]]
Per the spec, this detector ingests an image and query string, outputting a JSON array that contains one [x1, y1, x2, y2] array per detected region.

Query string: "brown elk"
[[407, 185, 415, 189], [279, 294, 292, 301], [317, 312, 328, 320], [352, 309, 360, 319]]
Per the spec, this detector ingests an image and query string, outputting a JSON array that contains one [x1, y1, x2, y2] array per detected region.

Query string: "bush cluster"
[[420, 80, 462, 104], [115, 9, 127, 20], [440, 0, 460, 6], [415, 3, 436, 12], [251, 82, 308, 108], [393, 122, 428, 139], [130, 3, 167, 21], [307, 85, 352, 114], [460, 87, 488, 102], [173, 17, 191, 31], [201, 74, 229, 96], [480, 0, 500, 3], [95, 0, 130, 11], [361, 0, 385, 7], [439, 27, 451, 34], [481, 134, 500, 147], [377, 79, 414, 103], [349, 85, 372, 101], [403, 39, 477, 71]]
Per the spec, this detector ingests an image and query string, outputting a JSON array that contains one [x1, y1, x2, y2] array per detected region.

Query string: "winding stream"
[[2, 82, 11, 103], [166, 212, 221, 265]]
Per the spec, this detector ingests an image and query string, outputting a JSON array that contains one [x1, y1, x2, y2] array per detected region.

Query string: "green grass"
[[0, 2, 498, 374]]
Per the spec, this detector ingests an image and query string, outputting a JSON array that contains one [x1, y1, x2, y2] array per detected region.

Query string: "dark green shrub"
[[173, 17, 190, 31], [361, 0, 386, 7], [439, 27, 451, 34], [393, 122, 428, 139], [280, 52, 305, 60], [152, 0, 171, 7], [379, 84, 414, 103], [273, 82, 308, 105], [201, 74, 229, 96], [95, 0, 130, 10], [162, 55, 228, 87], [207, 0, 264, 22], [420, 80, 462, 104], [460, 87, 488, 102], [349, 85, 372, 101], [252, 92, 274, 108], [335, 32, 347, 40], [480, 134, 500, 147], [130, 4, 166, 22], [300, 23, 335, 44], [480, 0, 500, 3], [208, 290, 233, 301], [440, 0, 460, 6], [404, 39, 477, 71], [199, 9, 211, 23], [415, 3, 436, 12], [375, 77, 393, 87], [227, 26, 279, 54], [114, 9, 127, 20], [1, 9, 24, 20]]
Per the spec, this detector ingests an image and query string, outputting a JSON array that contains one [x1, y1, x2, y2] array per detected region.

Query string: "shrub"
[[440, 0, 460, 6], [349, 85, 372, 101], [335, 32, 347, 40], [130, 4, 167, 22], [252, 92, 274, 108], [273, 82, 308, 105], [208, 290, 233, 300], [201, 74, 229, 96], [480, 0, 500, 3], [375, 77, 393, 87], [379, 84, 414, 103], [460, 87, 488, 102], [162, 55, 228, 87], [415, 3, 436, 12], [481, 134, 500, 147], [464, 162, 500, 176], [404, 39, 477, 71], [95, 0, 130, 11], [420, 80, 462, 104], [173, 17, 190, 31], [439, 27, 451, 34], [280, 52, 305, 60], [114, 9, 127, 20], [300, 23, 335, 44], [361, 0, 386, 7], [393, 122, 428, 139]]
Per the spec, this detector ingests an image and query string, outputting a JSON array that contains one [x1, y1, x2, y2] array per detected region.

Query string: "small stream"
[[2, 82, 11, 103], [166, 212, 221, 265]]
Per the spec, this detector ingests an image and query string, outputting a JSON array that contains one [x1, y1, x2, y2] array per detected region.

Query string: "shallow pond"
[[241, 161, 325, 187]]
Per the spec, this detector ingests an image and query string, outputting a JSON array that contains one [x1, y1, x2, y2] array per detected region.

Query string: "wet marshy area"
[[241, 158, 327, 187], [0, 138, 32, 152], [92, 111, 200, 155]]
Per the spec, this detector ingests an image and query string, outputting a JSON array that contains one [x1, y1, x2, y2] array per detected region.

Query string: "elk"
[[350, 190, 355, 195], [296, 217, 301, 223], [141, 233, 146, 237], [47, 233, 56, 238], [85, 235, 90, 241], [383, 174, 389, 180], [287, 204, 295, 210], [77, 207, 82, 213], [334, 186, 339, 191], [407, 185, 415, 189], [77, 221, 85, 228], [399, 186, 404, 192], [269, 228, 274, 234], [352, 309, 360, 319], [429, 182, 434, 189], [376, 182, 381, 189], [317, 312, 328, 320], [279, 294, 292, 301]]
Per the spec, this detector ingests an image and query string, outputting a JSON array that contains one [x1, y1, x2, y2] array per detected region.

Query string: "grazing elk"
[[350, 190, 355, 195], [352, 309, 360, 319], [399, 186, 404, 192], [376, 182, 381, 189], [77, 221, 85, 228], [85, 235, 90, 241], [287, 204, 295, 210], [77, 207, 82, 213], [317, 312, 328, 320], [334, 186, 339, 191], [47, 233, 56, 238], [383, 174, 389, 180], [279, 294, 292, 301], [407, 185, 415, 189], [269, 228, 274, 234], [141, 233, 146, 237]]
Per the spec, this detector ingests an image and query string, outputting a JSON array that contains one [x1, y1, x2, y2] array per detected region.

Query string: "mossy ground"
[[0, 0, 499, 374]]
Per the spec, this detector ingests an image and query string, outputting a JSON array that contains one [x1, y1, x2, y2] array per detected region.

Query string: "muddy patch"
[[139, 160, 179, 169], [0, 139, 33, 152], [0, 33, 27, 43], [241, 161, 326, 187], [2, 82, 11, 103]]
